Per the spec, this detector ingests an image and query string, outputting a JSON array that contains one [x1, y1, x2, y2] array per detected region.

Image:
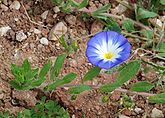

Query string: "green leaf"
[[83, 66, 101, 81], [122, 19, 135, 32], [46, 72, 77, 90], [149, 93, 165, 104], [116, 60, 141, 85], [159, 42, 165, 52], [137, 7, 157, 20], [140, 30, 154, 40], [130, 81, 154, 92], [92, 4, 111, 15], [31, 77, 46, 87], [78, 0, 88, 9], [160, 0, 165, 5], [50, 54, 67, 80], [99, 82, 121, 92], [10, 80, 21, 90], [104, 18, 121, 33], [69, 84, 91, 94], [59, 35, 69, 51], [22, 59, 31, 72], [39, 60, 52, 79]]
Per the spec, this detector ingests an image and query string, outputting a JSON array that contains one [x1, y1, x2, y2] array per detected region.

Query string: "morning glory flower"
[[86, 31, 131, 69]]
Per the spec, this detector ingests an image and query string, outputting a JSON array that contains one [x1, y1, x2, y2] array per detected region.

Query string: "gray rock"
[[0, 26, 11, 37], [49, 22, 67, 41], [134, 107, 142, 114], [41, 10, 49, 20], [16, 30, 27, 42], [53, 6, 60, 13], [40, 37, 49, 45], [151, 108, 164, 118], [9, 1, 21, 10]]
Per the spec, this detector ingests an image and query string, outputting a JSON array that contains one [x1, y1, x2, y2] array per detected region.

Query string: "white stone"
[[41, 10, 49, 20], [16, 30, 27, 42], [0, 4, 8, 11], [156, 19, 163, 28], [53, 14, 57, 19], [134, 107, 142, 114], [53, 6, 60, 13], [151, 108, 164, 118], [33, 28, 41, 34], [9, 1, 21, 10], [14, 18, 19, 22], [0, 26, 11, 36], [40, 37, 49, 45], [49, 22, 67, 41], [118, 115, 130, 118]]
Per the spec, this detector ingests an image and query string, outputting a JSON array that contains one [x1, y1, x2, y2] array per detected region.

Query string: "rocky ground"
[[0, 0, 165, 118]]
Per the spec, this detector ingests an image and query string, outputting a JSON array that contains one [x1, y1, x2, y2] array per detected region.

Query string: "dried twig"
[[21, 2, 48, 28]]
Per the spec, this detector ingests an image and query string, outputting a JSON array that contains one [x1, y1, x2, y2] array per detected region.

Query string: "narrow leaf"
[[160, 0, 165, 5], [137, 7, 157, 20], [31, 77, 46, 87], [149, 93, 165, 104], [83, 66, 101, 81], [22, 59, 31, 72], [122, 19, 135, 32], [46, 72, 77, 90], [130, 81, 154, 92], [99, 82, 121, 92], [69, 84, 91, 94], [92, 4, 111, 15], [78, 0, 88, 9], [39, 60, 52, 79], [116, 60, 140, 85], [50, 53, 67, 80]]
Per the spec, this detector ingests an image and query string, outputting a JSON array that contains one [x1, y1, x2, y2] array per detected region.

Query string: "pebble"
[[0, 4, 8, 11], [151, 108, 164, 118], [9, 1, 21, 10], [53, 6, 60, 13], [3, 0, 8, 5], [65, 15, 77, 25], [53, 14, 57, 19], [111, 2, 128, 15], [40, 37, 49, 45], [49, 22, 67, 41], [16, 30, 27, 42], [33, 28, 41, 34], [134, 107, 142, 114], [41, 10, 49, 20], [0, 26, 11, 37]]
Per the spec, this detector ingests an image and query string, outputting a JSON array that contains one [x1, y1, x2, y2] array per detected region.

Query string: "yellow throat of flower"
[[104, 52, 113, 59]]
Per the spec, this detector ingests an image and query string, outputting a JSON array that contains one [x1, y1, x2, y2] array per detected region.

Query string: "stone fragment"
[[33, 28, 41, 34], [151, 108, 164, 118], [49, 22, 67, 41], [0, 4, 8, 11], [16, 30, 27, 42], [0, 26, 11, 37], [9, 1, 21, 10], [65, 15, 77, 25], [53, 6, 60, 13], [40, 37, 49, 45], [41, 10, 49, 20]]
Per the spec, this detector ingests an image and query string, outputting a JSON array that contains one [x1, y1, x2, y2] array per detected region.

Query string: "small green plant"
[[0, 97, 70, 118], [10, 59, 52, 90]]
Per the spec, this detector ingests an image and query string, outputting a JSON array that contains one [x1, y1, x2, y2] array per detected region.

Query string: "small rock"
[[16, 30, 27, 42], [49, 22, 67, 41], [41, 10, 49, 20], [0, 4, 8, 11], [33, 28, 41, 34], [151, 108, 164, 118], [118, 115, 130, 118], [12, 90, 37, 107], [14, 18, 19, 22], [90, 20, 104, 34], [9, 1, 21, 10], [65, 15, 77, 25], [111, 1, 128, 15], [40, 37, 49, 45], [53, 14, 57, 19], [0, 26, 11, 37], [29, 43, 35, 49], [6, 29, 15, 40], [134, 107, 142, 114], [53, 6, 60, 13]]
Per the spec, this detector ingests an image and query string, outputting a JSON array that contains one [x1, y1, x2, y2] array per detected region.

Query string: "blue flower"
[[86, 31, 131, 69]]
